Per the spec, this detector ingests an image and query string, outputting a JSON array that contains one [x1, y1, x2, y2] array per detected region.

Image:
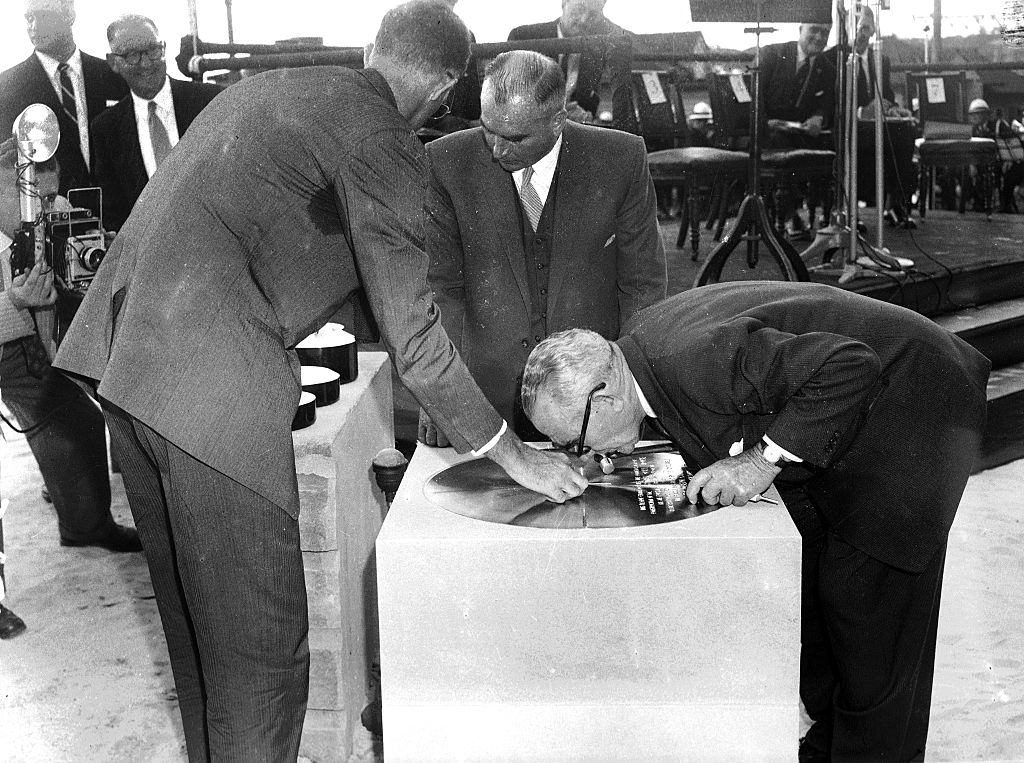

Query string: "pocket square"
[[105, 99, 120, 107], [603, 233, 616, 247]]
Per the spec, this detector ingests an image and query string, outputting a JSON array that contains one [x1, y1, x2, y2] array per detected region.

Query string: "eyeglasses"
[[566, 382, 606, 458], [111, 42, 165, 67]]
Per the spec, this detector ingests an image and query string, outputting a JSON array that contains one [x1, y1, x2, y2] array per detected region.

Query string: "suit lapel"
[[477, 145, 531, 309], [26, 55, 63, 117], [117, 99, 148, 192], [546, 125, 586, 313]]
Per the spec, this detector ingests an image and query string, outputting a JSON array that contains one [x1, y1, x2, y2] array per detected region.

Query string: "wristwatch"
[[759, 438, 789, 465]]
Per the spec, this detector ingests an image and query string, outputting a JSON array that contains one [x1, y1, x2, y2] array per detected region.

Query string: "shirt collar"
[[631, 371, 657, 418], [131, 76, 173, 118], [36, 47, 82, 80], [513, 133, 563, 188]]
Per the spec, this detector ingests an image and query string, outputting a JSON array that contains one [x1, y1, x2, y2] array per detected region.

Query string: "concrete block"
[[293, 351, 392, 763], [377, 446, 802, 762]]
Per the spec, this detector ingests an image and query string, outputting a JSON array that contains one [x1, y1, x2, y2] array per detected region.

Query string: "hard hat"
[[690, 101, 713, 121], [968, 98, 991, 114]]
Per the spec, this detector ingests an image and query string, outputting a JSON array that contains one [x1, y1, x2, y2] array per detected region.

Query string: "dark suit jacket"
[[91, 78, 223, 230], [617, 281, 989, 573], [508, 19, 630, 118], [760, 41, 837, 125], [54, 67, 502, 514], [824, 46, 894, 108], [0, 51, 127, 194], [426, 121, 666, 423]]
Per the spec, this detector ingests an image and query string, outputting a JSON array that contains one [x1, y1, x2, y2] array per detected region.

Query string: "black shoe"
[[360, 697, 382, 736], [60, 524, 143, 553], [41, 487, 52, 504], [0, 604, 27, 639]]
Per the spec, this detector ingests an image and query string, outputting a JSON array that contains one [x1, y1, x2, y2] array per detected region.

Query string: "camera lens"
[[78, 246, 105, 272]]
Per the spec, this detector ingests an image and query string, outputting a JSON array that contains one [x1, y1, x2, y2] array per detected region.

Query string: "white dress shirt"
[[512, 134, 563, 206], [132, 78, 181, 179], [35, 48, 89, 168]]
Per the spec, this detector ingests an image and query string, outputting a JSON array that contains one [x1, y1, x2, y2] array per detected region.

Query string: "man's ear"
[[105, 54, 122, 75], [550, 106, 567, 135], [598, 391, 625, 413], [428, 71, 459, 103]]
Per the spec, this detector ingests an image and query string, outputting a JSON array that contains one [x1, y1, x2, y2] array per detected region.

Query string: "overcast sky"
[[0, 0, 1016, 75]]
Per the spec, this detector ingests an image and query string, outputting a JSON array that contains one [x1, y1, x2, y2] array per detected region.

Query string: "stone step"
[[975, 361, 1024, 473], [933, 296, 1024, 369]]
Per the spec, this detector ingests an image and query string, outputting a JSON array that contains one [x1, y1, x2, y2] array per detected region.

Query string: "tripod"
[[694, 2, 812, 285], [797, 0, 913, 283]]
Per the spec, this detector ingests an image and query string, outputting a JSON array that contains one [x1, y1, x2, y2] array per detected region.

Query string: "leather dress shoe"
[[60, 524, 143, 553], [0, 604, 27, 639]]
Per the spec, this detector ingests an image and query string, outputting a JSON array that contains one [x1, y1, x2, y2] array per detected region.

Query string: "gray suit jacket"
[[426, 121, 666, 422], [54, 67, 502, 513]]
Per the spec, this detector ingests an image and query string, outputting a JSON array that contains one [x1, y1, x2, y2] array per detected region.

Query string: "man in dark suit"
[[508, 0, 630, 123], [420, 49, 665, 445], [0, 0, 127, 195], [521, 281, 990, 762], [92, 14, 222, 231], [760, 23, 836, 144], [53, 2, 586, 759]]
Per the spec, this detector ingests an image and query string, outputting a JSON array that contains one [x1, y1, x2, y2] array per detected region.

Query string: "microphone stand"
[[798, 0, 911, 283], [694, 0, 810, 285]]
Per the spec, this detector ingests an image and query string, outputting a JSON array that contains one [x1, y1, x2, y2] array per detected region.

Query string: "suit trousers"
[[0, 338, 113, 542], [783, 488, 945, 762], [102, 401, 309, 762]]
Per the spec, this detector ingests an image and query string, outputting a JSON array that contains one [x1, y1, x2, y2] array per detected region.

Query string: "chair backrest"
[[905, 72, 971, 140], [614, 70, 690, 149], [707, 72, 752, 147]]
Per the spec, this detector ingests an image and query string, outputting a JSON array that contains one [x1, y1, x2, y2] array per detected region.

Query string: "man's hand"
[[8, 260, 57, 309], [418, 408, 451, 448], [487, 428, 588, 503], [685, 447, 781, 506]]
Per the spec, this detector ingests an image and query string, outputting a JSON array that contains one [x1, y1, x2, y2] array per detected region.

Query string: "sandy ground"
[[1, 423, 1022, 762]]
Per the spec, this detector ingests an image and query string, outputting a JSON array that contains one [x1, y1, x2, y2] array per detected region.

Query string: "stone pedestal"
[[377, 446, 801, 762], [294, 352, 392, 763]]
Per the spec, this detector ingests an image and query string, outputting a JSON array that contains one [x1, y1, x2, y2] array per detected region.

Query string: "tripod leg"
[[754, 193, 811, 281], [694, 193, 758, 286]]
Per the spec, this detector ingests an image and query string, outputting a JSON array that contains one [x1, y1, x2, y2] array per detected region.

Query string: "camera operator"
[[0, 138, 140, 558]]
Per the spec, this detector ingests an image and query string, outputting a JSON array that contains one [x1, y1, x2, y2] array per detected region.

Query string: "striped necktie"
[[57, 62, 78, 125], [148, 101, 172, 167], [519, 166, 544, 231]]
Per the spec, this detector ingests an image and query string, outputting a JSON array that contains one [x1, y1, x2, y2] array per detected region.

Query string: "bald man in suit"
[[421, 50, 665, 444]]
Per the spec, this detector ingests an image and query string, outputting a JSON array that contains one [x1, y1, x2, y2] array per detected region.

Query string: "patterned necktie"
[[57, 62, 78, 125], [519, 166, 544, 231], [148, 101, 172, 167]]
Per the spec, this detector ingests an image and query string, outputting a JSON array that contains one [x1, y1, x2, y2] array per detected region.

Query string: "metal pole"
[[846, 4, 859, 265], [874, 2, 885, 249]]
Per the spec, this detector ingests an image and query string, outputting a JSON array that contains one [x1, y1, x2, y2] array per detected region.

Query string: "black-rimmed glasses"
[[568, 382, 606, 458], [111, 42, 165, 67]]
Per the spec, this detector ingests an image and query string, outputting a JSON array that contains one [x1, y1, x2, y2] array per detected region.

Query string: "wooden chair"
[[617, 70, 748, 260], [906, 72, 998, 219], [708, 72, 835, 237]]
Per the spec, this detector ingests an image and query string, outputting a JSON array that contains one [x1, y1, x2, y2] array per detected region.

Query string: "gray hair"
[[484, 50, 566, 111], [374, 0, 471, 78], [521, 329, 614, 418], [106, 13, 158, 44]]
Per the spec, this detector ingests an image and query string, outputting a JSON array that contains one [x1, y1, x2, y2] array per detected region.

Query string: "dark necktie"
[[57, 62, 78, 126], [795, 56, 815, 107], [519, 166, 544, 231], [148, 101, 172, 167]]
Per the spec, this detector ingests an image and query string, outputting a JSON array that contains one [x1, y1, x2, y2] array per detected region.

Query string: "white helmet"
[[690, 101, 713, 121], [968, 98, 990, 114]]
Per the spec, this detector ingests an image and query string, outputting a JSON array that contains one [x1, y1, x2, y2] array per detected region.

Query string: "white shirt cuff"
[[471, 420, 507, 457], [763, 435, 803, 464]]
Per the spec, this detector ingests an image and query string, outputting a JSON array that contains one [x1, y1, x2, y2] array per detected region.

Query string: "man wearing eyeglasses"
[[53, 3, 586, 757], [0, 0, 128, 195], [521, 281, 989, 763], [92, 14, 222, 232]]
